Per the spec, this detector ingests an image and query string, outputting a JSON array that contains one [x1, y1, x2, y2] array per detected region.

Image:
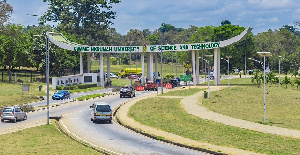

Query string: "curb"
[[112, 95, 227, 155]]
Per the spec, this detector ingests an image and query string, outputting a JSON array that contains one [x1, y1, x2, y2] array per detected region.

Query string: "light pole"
[[205, 55, 213, 99], [160, 34, 163, 94], [278, 56, 282, 87], [34, 34, 50, 125], [258, 52, 271, 123], [226, 56, 232, 88], [128, 41, 133, 87]]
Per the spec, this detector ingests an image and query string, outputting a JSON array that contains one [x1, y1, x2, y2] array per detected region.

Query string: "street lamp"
[[205, 55, 213, 99], [257, 52, 271, 123], [34, 33, 50, 125], [226, 56, 232, 87], [128, 41, 133, 87], [278, 56, 282, 87]]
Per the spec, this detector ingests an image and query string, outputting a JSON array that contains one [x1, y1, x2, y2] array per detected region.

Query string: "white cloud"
[[247, 0, 295, 9]]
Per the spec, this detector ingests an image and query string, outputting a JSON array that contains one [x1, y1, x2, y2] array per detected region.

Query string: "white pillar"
[[147, 52, 150, 80], [141, 52, 145, 84], [107, 53, 110, 82], [149, 52, 154, 81], [196, 51, 199, 84], [214, 48, 221, 86], [80, 52, 83, 74], [99, 53, 104, 87], [155, 53, 158, 79], [87, 52, 91, 73], [192, 50, 196, 86]]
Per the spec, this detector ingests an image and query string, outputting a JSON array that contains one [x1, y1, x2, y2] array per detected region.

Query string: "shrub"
[[19, 104, 34, 112]]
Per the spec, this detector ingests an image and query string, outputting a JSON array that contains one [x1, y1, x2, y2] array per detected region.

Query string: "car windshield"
[[96, 105, 111, 112], [3, 108, 13, 112], [55, 90, 65, 94]]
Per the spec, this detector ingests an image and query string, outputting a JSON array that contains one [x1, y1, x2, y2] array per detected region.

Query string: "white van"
[[90, 102, 112, 123]]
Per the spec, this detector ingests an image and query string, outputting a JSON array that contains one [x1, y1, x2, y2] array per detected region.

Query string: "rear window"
[[3, 108, 13, 112], [96, 105, 111, 112]]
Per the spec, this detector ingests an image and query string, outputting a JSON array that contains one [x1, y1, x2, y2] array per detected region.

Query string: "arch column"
[[149, 52, 154, 81], [196, 51, 199, 84], [141, 52, 145, 84], [99, 53, 104, 87], [80, 52, 83, 74], [107, 53, 110, 82], [214, 48, 221, 85], [155, 53, 158, 79], [192, 50, 196, 86], [87, 52, 91, 73]]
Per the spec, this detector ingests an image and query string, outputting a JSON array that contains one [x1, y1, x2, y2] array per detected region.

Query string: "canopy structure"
[[47, 27, 252, 88]]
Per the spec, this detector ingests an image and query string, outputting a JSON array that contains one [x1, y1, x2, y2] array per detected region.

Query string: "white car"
[[106, 73, 118, 79], [90, 102, 112, 123]]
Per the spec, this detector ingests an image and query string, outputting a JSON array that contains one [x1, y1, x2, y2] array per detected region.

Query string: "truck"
[[119, 68, 142, 78], [145, 81, 157, 91]]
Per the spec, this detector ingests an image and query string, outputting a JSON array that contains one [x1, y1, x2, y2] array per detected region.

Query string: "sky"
[[7, 0, 300, 35]]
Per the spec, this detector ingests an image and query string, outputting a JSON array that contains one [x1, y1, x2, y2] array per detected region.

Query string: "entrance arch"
[[47, 26, 252, 88]]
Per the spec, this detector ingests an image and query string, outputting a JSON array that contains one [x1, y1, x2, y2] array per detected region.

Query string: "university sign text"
[[74, 42, 220, 53]]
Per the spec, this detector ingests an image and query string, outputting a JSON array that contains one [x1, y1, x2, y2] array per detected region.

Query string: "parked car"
[[90, 102, 112, 123], [52, 90, 71, 100], [145, 81, 157, 91], [128, 75, 138, 79], [106, 73, 118, 79], [170, 79, 180, 87], [120, 85, 135, 98], [1, 106, 27, 123]]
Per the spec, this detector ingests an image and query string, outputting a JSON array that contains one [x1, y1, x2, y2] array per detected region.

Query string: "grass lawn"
[[0, 123, 99, 155], [159, 88, 205, 96], [0, 82, 45, 108], [129, 97, 300, 154], [203, 85, 300, 130]]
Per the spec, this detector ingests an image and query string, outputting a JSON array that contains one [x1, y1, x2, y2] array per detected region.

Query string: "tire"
[[13, 118, 16, 123], [23, 115, 27, 120], [91, 118, 93, 121], [1, 119, 4, 122], [133, 93, 136, 97], [120, 95, 122, 98]]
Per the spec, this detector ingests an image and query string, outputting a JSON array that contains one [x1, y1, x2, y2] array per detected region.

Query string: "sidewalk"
[[116, 85, 300, 155], [182, 86, 300, 139]]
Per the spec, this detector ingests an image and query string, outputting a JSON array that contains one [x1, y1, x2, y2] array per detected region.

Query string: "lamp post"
[[258, 52, 271, 123], [205, 55, 213, 99], [128, 41, 133, 87], [226, 56, 232, 88], [160, 34, 163, 94], [34, 33, 50, 125], [278, 56, 282, 87]]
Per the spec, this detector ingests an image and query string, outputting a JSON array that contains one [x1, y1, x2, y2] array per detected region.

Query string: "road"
[[1, 89, 207, 155]]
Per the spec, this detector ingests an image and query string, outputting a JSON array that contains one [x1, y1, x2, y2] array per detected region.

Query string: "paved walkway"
[[117, 86, 300, 155]]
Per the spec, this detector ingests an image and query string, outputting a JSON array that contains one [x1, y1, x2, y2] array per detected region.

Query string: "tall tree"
[[0, 0, 13, 27]]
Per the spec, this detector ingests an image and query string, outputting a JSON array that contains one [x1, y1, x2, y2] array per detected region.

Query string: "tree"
[[40, 0, 121, 45], [221, 20, 231, 26], [0, 0, 13, 27]]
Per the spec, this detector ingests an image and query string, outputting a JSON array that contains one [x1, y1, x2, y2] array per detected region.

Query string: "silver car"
[[90, 102, 112, 123], [1, 106, 27, 123]]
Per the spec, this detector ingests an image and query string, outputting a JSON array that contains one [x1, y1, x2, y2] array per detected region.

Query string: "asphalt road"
[[1, 89, 207, 155]]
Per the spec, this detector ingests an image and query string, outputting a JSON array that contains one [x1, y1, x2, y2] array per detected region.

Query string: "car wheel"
[[91, 118, 93, 121], [13, 118, 16, 123], [1, 119, 3, 122], [23, 115, 27, 120], [120, 95, 122, 98]]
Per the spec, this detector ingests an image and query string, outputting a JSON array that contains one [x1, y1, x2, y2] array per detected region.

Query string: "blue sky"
[[8, 0, 300, 35]]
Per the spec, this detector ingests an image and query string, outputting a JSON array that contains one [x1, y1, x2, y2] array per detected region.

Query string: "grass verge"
[[203, 85, 300, 130], [159, 88, 205, 96], [129, 97, 300, 154], [0, 123, 99, 155], [0, 82, 45, 107]]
